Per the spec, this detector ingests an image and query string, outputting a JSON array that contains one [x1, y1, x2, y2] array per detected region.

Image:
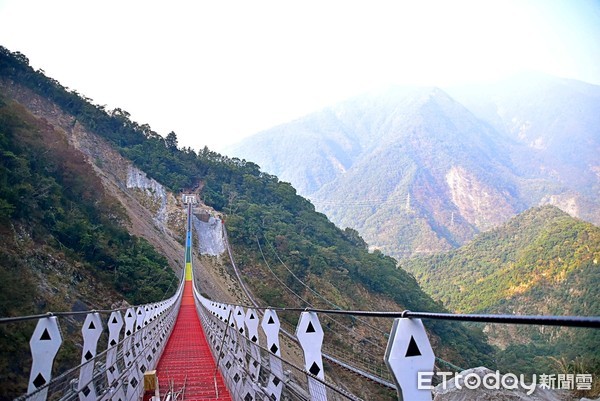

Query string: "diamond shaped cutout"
[[309, 362, 321, 376], [270, 344, 279, 354], [82, 385, 91, 396], [84, 350, 94, 361], [272, 376, 281, 386], [32, 373, 47, 388]]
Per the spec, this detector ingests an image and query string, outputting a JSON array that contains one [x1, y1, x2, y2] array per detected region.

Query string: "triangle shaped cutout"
[[88, 321, 96, 330], [405, 335, 422, 357], [111, 316, 118, 324], [40, 328, 52, 341], [306, 322, 316, 333], [267, 316, 275, 324]]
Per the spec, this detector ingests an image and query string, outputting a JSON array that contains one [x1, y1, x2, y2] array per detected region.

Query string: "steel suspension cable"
[[263, 232, 389, 337], [255, 236, 386, 355], [221, 226, 393, 385]]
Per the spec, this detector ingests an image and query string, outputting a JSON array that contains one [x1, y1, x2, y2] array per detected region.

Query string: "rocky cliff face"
[[126, 165, 169, 224], [0, 78, 230, 292], [445, 166, 516, 231], [192, 214, 226, 256]]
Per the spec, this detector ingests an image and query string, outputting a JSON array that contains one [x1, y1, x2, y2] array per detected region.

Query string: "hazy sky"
[[1, 0, 599, 152]]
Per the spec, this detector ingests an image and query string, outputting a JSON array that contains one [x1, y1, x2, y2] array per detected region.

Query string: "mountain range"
[[226, 74, 600, 259]]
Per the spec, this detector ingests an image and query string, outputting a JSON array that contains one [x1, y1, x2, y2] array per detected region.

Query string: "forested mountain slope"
[[402, 205, 600, 375]]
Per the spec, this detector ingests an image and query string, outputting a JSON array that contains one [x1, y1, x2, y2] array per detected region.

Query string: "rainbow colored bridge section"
[[155, 199, 232, 400]]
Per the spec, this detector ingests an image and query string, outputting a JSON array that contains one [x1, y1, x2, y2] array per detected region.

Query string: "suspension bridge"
[[4, 195, 600, 401]]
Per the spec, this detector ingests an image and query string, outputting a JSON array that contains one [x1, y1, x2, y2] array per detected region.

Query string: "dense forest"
[[402, 205, 600, 377], [0, 45, 496, 373]]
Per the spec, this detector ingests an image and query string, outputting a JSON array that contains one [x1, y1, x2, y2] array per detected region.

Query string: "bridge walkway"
[[154, 201, 232, 401], [155, 276, 231, 401]]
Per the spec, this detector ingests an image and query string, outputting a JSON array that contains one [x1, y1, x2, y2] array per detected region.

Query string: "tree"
[[165, 131, 178, 151]]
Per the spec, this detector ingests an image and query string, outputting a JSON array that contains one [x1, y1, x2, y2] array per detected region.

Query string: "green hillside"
[[402, 205, 600, 375], [0, 91, 177, 397], [402, 205, 599, 314]]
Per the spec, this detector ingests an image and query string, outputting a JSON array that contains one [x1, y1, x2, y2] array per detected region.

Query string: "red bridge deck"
[[155, 282, 232, 401]]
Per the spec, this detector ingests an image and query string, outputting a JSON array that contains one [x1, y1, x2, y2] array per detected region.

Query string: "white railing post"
[[296, 311, 327, 400], [261, 309, 283, 401], [123, 308, 136, 368], [27, 316, 62, 401], [244, 308, 261, 381], [384, 318, 435, 401], [78, 312, 103, 401], [106, 311, 123, 383]]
